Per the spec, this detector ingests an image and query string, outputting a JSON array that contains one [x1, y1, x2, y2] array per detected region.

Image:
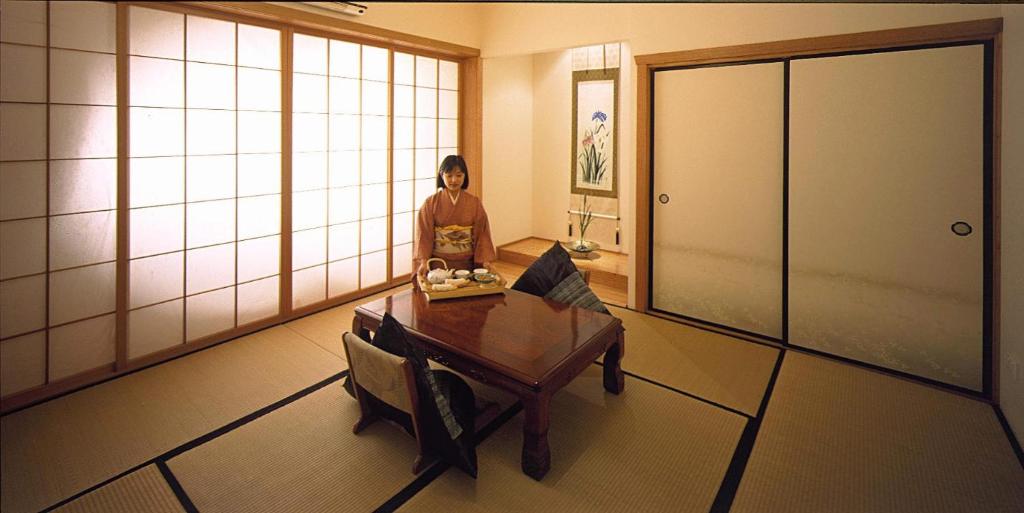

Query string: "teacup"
[[454, 270, 470, 278], [473, 268, 489, 274]]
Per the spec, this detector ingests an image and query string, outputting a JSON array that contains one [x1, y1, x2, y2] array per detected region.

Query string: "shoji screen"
[[127, 7, 282, 359], [1, 1, 117, 396]]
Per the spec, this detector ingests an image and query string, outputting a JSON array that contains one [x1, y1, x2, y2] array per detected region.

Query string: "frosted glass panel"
[[360, 250, 386, 287], [293, 190, 327, 230], [130, 57, 184, 108], [0, 104, 45, 161], [394, 86, 414, 117], [392, 211, 413, 245], [50, 158, 117, 215], [362, 46, 387, 82], [293, 73, 328, 113], [362, 150, 387, 184], [128, 299, 182, 359], [186, 287, 234, 341], [49, 314, 115, 380], [328, 222, 359, 261], [238, 235, 279, 282], [292, 264, 326, 308], [50, 1, 115, 53], [130, 108, 185, 157], [238, 154, 280, 197], [329, 151, 359, 188], [130, 204, 184, 258], [49, 211, 116, 270], [361, 183, 387, 220], [789, 46, 984, 391], [0, 0, 46, 46], [1, 161, 46, 220], [293, 34, 327, 75], [651, 63, 783, 338], [186, 243, 235, 294], [0, 275, 46, 338], [129, 6, 183, 59], [129, 252, 183, 308], [329, 187, 359, 225], [329, 40, 360, 78], [439, 90, 458, 119], [50, 49, 116, 105], [415, 56, 437, 87], [362, 81, 388, 116], [416, 118, 437, 149], [186, 199, 235, 248], [1, 44, 45, 102], [238, 195, 280, 239], [49, 262, 116, 325], [439, 60, 458, 90], [393, 243, 412, 278], [238, 111, 280, 153], [292, 152, 328, 192], [292, 227, 327, 270], [392, 180, 413, 214], [186, 62, 235, 109], [394, 52, 413, 85], [187, 155, 235, 202], [238, 276, 278, 325], [186, 109, 235, 156], [361, 217, 386, 253], [329, 77, 360, 114], [238, 68, 281, 111], [293, 114, 327, 152], [186, 15, 235, 65], [50, 105, 117, 159], [415, 87, 437, 118], [393, 149, 413, 181], [329, 115, 359, 151], [1, 218, 46, 279], [328, 257, 358, 297], [130, 157, 184, 208], [238, 24, 280, 70], [0, 332, 45, 396]]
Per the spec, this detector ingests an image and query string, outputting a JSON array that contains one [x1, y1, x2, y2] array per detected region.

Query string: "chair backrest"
[[342, 332, 414, 414]]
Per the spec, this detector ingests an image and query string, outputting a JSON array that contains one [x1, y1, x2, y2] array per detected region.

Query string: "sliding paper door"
[[789, 45, 985, 391], [651, 63, 783, 338]]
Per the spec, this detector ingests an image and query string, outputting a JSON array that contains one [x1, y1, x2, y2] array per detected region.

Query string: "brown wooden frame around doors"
[[633, 18, 1002, 400]]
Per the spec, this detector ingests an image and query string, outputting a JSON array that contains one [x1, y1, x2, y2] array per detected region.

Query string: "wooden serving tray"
[[417, 273, 506, 302]]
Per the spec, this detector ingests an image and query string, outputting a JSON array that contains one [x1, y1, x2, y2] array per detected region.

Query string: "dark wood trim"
[[461, 57, 483, 200], [115, 3, 130, 371], [0, 363, 115, 414], [990, 32, 1002, 404], [44, 0, 52, 383]]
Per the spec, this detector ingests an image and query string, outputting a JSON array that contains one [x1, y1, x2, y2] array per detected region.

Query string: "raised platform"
[[496, 237, 628, 303]]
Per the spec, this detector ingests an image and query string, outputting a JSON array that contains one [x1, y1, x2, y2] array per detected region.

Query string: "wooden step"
[[497, 237, 629, 291]]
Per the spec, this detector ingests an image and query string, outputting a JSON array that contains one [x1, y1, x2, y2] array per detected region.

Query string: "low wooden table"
[[353, 288, 625, 480]]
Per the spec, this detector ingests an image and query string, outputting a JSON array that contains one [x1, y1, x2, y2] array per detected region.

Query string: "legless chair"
[[342, 332, 432, 474]]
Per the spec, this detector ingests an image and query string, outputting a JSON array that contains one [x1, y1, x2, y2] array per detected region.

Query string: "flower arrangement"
[[579, 111, 609, 186], [575, 194, 594, 252]]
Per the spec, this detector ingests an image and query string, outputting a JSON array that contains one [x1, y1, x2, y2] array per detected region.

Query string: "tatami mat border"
[[156, 461, 198, 513]]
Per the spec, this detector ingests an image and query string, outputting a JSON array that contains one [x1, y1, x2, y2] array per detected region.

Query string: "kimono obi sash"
[[433, 224, 473, 255]]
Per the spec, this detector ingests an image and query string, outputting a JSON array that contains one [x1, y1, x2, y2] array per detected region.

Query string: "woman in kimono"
[[414, 155, 496, 281]]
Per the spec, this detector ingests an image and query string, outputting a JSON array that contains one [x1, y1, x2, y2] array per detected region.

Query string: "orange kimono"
[[414, 190, 496, 275]]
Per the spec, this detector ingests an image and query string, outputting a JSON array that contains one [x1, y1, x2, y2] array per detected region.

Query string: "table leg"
[[521, 392, 552, 480], [603, 330, 625, 394], [352, 315, 363, 335]]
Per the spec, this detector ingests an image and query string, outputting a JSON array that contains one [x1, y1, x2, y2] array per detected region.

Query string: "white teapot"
[[425, 258, 453, 284]]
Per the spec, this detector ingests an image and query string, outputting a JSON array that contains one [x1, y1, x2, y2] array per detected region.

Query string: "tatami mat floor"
[[1, 284, 1021, 513]]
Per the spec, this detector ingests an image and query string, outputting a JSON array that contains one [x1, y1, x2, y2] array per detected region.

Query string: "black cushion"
[[511, 242, 580, 297], [544, 271, 610, 314]]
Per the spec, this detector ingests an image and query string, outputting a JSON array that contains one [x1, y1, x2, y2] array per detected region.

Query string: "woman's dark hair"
[[436, 154, 469, 190]]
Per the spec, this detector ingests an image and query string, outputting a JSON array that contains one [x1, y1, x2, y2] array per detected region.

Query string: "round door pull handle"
[[658, 194, 670, 204], [951, 221, 972, 236]]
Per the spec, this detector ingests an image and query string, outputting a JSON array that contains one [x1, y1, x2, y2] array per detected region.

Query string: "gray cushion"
[[543, 271, 610, 314]]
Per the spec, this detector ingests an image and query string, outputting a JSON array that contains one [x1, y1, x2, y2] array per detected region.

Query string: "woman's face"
[[442, 167, 465, 192]]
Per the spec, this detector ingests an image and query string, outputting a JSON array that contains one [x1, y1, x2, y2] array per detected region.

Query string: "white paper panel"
[[1, 43, 45, 102], [238, 235, 279, 282], [238, 154, 280, 197], [0, 103, 45, 161], [49, 210, 116, 270], [0, 0, 46, 46], [393, 86, 414, 118], [130, 157, 184, 208], [361, 150, 387, 185], [130, 107, 185, 157], [439, 119, 458, 148], [128, 299, 183, 359], [416, 118, 437, 149], [237, 276, 278, 325], [329, 114, 360, 151], [329, 40, 360, 78], [50, 158, 117, 215], [50, 49, 116, 105], [393, 149, 413, 182], [129, 251, 183, 308], [328, 222, 359, 261], [327, 257, 358, 297], [130, 56, 184, 108], [361, 183, 387, 220], [293, 73, 328, 113], [186, 243, 235, 295], [329, 77, 360, 114], [415, 87, 437, 118], [292, 152, 328, 192], [293, 113, 328, 152], [1, 161, 46, 220], [186, 286, 234, 341], [49, 262, 116, 326], [130, 204, 184, 258], [329, 151, 359, 188], [392, 211, 413, 245], [0, 218, 45, 279], [292, 189, 327, 231], [415, 178, 436, 209], [362, 46, 387, 82], [238, 111, 280, 153], [362, 80, 388, 116], [292, 264, 325, 308], [186, 15, 234, 65], [238, 24, 280, 70], [0, 331, 45, 397], [392, 243, 412, 278], [415, 56, 437, 87], [439, 60, 458, 90], [186, 62, 235, 109], [186, 199, 235, 248], [328, 186, 360, 225], [393, 52, 413, 85], [415, 148, 437, 178], [186, 109, 235, 156], [392, 180, 413, 215], [238, 67, 281, 111], [439, 90, 458, 119], [50, 1, 115, 53], [438, 148, 457, 169], [50, 105, 117, 159], [292, 227, 327, 271], [293, 34, 327, 75], [360, 250, 386, 288], [129, 6, 183, 59], [49, 313, 115, 381], [393, 117, 413, 150], [237, 195, 280, 239], [0, 274, 45, 338], [362, 116, 387, 150], [360, 217, 386, 254], [187, 155, 235, 202]]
